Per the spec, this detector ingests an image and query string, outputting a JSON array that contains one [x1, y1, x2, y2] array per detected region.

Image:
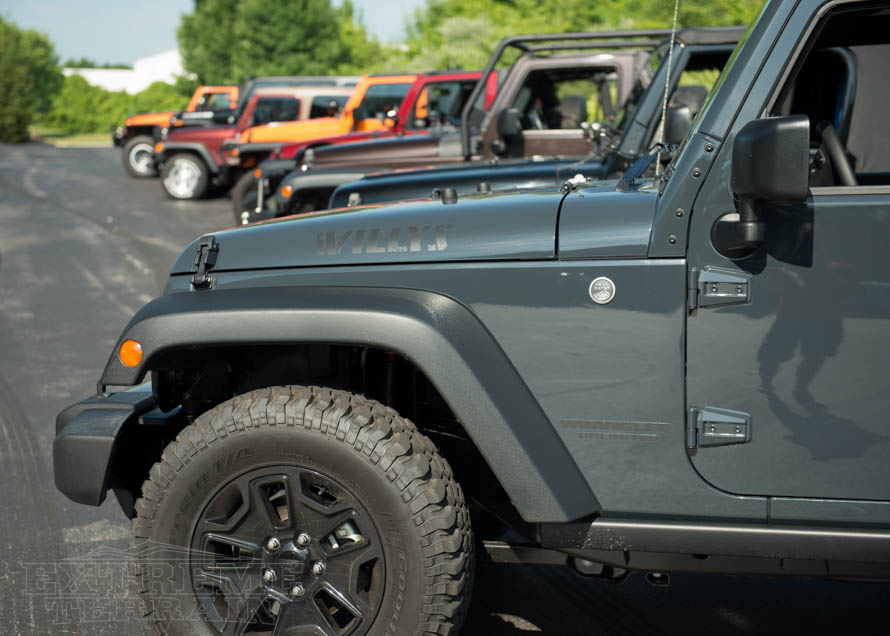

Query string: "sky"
[[0, 0, 426, 65]]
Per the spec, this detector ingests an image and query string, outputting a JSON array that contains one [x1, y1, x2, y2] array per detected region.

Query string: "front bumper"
[[53, 387, 156, 506], [111, 125, 126, 147]]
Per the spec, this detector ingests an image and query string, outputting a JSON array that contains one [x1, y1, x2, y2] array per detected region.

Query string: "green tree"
[[39, 77, 194, 134], [333, 0, 397, 74], [178, 0, 240, 83], [177, 0, 394, 83], [403, 0, 764, 70], [230, 0, 342, 78], [63, 57, 132, 69], [0, 17, 62, 141]]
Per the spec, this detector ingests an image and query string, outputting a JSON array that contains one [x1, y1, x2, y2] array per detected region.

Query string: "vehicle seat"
[[558, 95, 587, 129], [775, 47, 858, 186], [668, 84, 708, 116]]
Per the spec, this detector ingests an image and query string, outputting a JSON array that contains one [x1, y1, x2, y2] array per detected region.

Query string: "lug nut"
[[311, 561, 326, 576], [296, 532, 311, 548], [262, 568, 277, 584], [266, 537, 281, 551], [291, 584, 305, 598]]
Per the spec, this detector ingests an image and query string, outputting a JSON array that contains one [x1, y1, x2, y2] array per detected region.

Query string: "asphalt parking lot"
[[0, 142, 887, 635]]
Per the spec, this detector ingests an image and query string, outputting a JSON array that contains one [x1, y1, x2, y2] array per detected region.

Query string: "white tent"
[[63, 49, 185, 94]]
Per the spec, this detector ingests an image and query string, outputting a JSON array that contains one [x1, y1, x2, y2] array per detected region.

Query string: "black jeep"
[[54, 2, 890, 635]]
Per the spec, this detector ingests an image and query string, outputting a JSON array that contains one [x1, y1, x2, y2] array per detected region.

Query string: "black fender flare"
[[100, 286, 598, 523], [158, 142, 221, 174], [257, 157, 299, 178], [122, 125, 161, 142]]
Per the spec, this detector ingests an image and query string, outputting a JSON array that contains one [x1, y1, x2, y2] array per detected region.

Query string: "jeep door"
[[685, 2, 890, 501]]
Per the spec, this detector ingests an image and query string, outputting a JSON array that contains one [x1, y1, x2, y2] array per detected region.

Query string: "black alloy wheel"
[[131, 386, 474, 636], [191, 465, 385, 635]]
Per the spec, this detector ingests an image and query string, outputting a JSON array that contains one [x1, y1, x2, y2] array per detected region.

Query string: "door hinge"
[[686, 406, 752, 449], [687, 267, 751, 311], [191, 236, 218, 290]]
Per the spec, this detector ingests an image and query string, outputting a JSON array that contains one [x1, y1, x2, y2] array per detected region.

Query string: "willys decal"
[[316, 225, 453, 256]]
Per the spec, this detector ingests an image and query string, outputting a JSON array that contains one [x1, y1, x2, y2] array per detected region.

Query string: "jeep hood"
[[171, 182, 657, 275], [311, 135, 441, 169], [331, 157, 607, 208], [243, 116, 344, 144], [126, 111, 174, 127], [165, 125, 235, 143]]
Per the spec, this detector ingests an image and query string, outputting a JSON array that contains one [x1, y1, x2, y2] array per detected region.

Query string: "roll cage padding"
[[100, 286, 598, 523]]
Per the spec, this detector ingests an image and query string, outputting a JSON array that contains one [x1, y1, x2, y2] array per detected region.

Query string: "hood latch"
[[191, 236, 218, 290]]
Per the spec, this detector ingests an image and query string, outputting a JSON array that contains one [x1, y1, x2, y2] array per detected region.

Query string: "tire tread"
[[130, 385, 473, 636]]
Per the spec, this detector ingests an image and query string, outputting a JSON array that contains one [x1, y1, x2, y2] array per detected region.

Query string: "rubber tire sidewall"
[[161, 153, 209, 200], [141, 421, 427, 636], [122, 135, 158, 178]]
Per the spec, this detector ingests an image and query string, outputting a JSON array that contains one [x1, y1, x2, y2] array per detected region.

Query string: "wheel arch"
[[278, 169, 373, 213], [102, 286, 598, 523], [159, 143, 220, 174]]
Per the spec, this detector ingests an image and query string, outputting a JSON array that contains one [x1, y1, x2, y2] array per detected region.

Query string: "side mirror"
[[715, 115, 810, 259], [664, 106, 693, 146], [732, 115, 810, 205], [497, 108, 522, 139]]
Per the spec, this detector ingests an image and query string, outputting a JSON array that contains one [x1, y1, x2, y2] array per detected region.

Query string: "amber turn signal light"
[[281, 185, 293, 198], [253, 169, 262, 179], [154, 143, 164, 153], [119, 339, 143, 367]]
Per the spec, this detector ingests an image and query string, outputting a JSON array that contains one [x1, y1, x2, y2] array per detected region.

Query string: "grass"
[[30, 125, 112, 148]]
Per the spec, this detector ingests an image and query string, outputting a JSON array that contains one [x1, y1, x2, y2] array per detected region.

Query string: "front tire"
[[161, 153, 209, 200], [131, 386, 474, 636], [230, 170, 262, 225], [122, 135, 158, 178]]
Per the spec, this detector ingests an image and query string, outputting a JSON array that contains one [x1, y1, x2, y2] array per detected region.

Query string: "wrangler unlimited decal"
[[316, 225, 453, 256]]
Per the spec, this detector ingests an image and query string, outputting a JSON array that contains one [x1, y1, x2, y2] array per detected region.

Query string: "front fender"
[[257, 158, 299, 178], [274, 169, 374, 211], [158, 142, 221, 174], [100, 286, 598, 523]]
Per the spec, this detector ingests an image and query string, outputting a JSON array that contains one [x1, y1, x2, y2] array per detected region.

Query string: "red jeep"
[[154, 85, 354, 200]]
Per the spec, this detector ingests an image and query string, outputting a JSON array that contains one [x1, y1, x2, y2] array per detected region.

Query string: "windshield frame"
[[661, 1, 771, 185]]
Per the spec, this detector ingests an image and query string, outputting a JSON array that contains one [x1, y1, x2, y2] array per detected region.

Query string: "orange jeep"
[[113, 85, 238, 177], [239, 74, 416, 146]]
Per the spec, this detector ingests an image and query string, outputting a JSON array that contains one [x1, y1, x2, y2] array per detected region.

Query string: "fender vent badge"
[[589, 277, 616, 305]]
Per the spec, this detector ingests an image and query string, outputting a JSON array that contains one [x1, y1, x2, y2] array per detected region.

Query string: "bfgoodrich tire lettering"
[[130, 386, 473, 636]]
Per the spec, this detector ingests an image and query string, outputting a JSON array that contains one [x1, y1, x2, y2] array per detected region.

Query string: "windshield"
[[664, 0, 770, 177], [612, 46, 666, 133]]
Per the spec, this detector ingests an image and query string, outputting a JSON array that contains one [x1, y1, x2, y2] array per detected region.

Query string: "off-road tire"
[[161, 152, 209, 200], [122, 135, 158, 178], [230, 170, 261, 225], [130, 385, 474, 636]]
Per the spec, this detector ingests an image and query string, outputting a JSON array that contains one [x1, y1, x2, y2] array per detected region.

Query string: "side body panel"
[[100, 287, 599, 523], [160, 263, 766, 521]]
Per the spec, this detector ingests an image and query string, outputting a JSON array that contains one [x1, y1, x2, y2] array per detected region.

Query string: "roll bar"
[[459, 29, 673, 159]]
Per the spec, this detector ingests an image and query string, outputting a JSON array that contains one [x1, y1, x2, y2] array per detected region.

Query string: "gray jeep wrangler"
[[54, 2, 890, 635]]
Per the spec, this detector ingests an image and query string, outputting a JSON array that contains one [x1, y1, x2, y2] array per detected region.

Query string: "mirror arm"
[[737, 196, 761, 225], [712, 196, 765, 259]]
